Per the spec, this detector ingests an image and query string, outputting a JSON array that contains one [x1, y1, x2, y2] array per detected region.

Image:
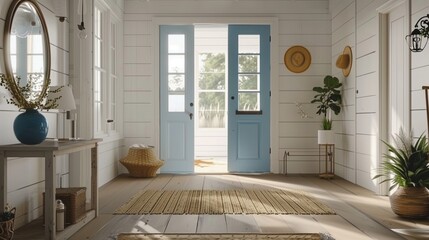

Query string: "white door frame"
[[377, 0, 411, 195], [152, 17, 280, 173]]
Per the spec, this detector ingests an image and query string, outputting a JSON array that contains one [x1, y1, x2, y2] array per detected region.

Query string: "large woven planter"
[[389, 187, 429, 219], [120, 146, 164, 178]]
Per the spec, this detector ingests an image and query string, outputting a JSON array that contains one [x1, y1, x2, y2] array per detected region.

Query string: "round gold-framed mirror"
[[3, 0, 51, 108]]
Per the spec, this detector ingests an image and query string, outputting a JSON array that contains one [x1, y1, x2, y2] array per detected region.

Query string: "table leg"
[[0, 151, 6, 210], [45, 152, 56, 240], [91, 145, 98, 217]]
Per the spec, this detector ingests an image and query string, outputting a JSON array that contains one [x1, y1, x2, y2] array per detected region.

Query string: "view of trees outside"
[[198, 53, 226, 128], [197, 52, 260, 128]]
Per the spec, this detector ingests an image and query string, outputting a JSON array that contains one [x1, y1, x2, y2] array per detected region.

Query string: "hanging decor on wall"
[[405, 14, 429, 52], [284, 45, 311, 73], [336, 46, 353, 77], [77, 0, 87, 39]]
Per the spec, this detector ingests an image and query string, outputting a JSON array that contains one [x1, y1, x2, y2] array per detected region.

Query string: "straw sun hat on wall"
[[336, 46, 353, 77], [284, 45, 311, 73]]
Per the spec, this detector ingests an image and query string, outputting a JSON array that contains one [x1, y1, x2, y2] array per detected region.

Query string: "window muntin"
[[167, 34, 186, 112], [237, 35, 260, 111]]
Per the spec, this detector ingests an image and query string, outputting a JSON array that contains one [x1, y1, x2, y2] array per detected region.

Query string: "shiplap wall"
[[330, 0, 387, 192], [123, 0, 331, 174], [330, 0, 356, 184]]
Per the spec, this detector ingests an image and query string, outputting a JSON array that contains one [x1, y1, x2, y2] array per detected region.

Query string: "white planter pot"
[[318, 130, 334, 145]]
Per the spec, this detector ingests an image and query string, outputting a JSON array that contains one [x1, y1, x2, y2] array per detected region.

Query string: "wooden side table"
[[319, 144, 335, 179], [0, 139, 101, 240]]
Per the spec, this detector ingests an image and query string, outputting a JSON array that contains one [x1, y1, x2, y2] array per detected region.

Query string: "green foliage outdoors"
[[373, 129, 429, 191], [311, 75, 342, 130]]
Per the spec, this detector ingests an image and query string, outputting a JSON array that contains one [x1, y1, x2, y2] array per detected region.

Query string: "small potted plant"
[[0, 204, 16, 240], [373, 128, 429, 218], [311, 75, 342, 144]]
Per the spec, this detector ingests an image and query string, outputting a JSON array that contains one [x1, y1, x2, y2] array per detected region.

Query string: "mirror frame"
[[3, 0, 51, 107]]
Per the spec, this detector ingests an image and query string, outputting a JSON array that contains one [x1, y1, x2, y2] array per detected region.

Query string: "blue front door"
[[227, 25, 271, 172], [160, 25, 195, 173]]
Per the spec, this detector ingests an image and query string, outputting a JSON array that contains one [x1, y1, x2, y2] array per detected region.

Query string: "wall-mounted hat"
[[284, 45, 311, 73], [336, 46, 353, 77]]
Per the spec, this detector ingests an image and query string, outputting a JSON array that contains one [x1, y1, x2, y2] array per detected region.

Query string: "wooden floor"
[[14, 174, 429, 239]]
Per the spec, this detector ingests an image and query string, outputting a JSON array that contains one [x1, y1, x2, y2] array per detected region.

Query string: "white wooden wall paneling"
[[356, 114, 377, 134], [279, 35, 331, 46], [125, 1, 329, 14], [124, 91, 153, 103], [342, 105, 356, 120], [356, 96, 377, 113], [356, 17, 377, 43], [411, 110, 427, 136], [356, 72, 378, 97], [332, 2, 355, 32], [279, 76, 324, 91], [124, 76, 154, 90], [332, 19, 355, 44], [279, 137, 318, 149], [330, 0, 354, 18], [411, 90, 426, 109]]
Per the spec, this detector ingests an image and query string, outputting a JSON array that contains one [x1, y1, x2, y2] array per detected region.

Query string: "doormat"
[[115, 189, 335, 215]]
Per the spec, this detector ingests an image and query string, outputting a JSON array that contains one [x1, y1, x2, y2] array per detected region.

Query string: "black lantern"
[[406, 14, 429, 52]]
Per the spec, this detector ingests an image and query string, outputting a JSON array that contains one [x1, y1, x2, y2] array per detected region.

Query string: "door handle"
[[189, 113, 193, 120]]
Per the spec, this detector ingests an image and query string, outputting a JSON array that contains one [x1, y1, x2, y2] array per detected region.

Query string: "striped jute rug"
[[117, 233, 327, 240], [115, 189, 335, 215]]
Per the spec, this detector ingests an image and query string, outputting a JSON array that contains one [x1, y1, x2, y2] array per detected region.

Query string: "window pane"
[[238, 35, 260, 54], [168, 94, 185, 112], [28, 55, 43, 72], [238, 74, 258, 90], [198, 92, 225, 128], [168, 74, 185, 91], [198, 73, 225, 90], [28, 35, 43, 53], [168, 55, 185, 73], [198, 53, 226, 90], [239, 55, 259, 73], [199, 53, 225, 72], [168, 34, 185, 53], [238, 92, 259, 111]]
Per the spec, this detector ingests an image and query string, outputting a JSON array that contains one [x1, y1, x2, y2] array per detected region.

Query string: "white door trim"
[[377, 0, 411, 195]]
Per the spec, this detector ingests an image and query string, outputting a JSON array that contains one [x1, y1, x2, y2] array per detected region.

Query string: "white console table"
[[0, 139, 101, 240]]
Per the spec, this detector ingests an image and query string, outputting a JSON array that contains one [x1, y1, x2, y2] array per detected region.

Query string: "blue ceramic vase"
[[13, 109, 48, 145]]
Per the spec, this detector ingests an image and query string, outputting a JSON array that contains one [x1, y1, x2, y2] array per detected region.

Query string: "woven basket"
[[0, 207, 16, 240], [120, 146, 164, 178], [43, 187, 86, 225]]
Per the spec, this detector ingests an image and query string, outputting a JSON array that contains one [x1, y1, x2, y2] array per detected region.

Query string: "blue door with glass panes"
[[227, 25, 270, 172], [160, 25, 195, 173]]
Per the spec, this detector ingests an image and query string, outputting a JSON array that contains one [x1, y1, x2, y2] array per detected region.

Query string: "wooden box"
[[43, 187, 86, 225]]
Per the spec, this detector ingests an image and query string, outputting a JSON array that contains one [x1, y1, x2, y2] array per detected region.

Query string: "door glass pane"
[[238, 93, 260, 111], [168, 74, 185, 91], [238, 74, 259, 90], [238, 55, 259, 73], [168, 94, 185, 112], [238, 35, 260, 53], [168, 55, 185, 73], [168, 34, 185, 53]]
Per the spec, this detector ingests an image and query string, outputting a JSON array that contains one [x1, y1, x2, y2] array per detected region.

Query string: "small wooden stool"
[[120, 146, 164, 177]]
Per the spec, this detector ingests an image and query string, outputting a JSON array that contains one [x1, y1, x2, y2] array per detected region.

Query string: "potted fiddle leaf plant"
[[311, 75, 342, 144], [373, 129, 429, 218]]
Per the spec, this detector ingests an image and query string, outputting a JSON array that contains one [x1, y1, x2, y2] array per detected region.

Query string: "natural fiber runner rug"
[[115, 189, 335, 215], [117, 233, 329, 240]]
